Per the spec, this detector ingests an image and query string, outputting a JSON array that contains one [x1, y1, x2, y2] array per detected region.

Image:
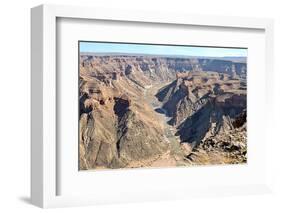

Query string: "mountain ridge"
[[80, 52, 247, 63]]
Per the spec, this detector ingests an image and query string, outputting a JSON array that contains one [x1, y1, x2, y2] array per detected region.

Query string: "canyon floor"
[[142, 83, 189, 168]]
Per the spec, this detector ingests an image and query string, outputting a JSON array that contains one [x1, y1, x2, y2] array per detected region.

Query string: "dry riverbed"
[[143, 82, 192, 167]]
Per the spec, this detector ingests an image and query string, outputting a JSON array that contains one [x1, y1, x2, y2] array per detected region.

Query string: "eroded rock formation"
[[156, 71, 247, 164], [79, 54, 247, 169]]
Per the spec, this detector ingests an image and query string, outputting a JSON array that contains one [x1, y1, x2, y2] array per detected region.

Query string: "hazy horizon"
[[79, 41, 247, 58]]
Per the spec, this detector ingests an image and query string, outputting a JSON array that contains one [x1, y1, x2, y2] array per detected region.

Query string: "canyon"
[[79, 54, 247, 169]]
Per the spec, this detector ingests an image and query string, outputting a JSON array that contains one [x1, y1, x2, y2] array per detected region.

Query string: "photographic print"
[[79, 42, 247, 170]]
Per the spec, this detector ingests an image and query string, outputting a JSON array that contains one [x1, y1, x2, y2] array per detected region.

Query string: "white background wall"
[[0, 0, 280, 212]]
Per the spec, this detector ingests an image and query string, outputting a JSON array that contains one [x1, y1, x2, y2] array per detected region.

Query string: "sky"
[[79, 41, 247, 58]]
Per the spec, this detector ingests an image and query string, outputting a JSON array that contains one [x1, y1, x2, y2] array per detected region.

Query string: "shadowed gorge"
[[79, 53, 247, 170]]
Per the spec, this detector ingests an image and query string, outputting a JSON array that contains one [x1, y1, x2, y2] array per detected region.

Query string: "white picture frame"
[[31, 4, 274, 208]]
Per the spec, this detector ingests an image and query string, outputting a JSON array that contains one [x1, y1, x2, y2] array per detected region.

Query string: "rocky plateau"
[[79, 54, 247, 169]]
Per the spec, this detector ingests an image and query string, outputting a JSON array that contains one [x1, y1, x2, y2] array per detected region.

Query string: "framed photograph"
[[31, 4, 274, 208]]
